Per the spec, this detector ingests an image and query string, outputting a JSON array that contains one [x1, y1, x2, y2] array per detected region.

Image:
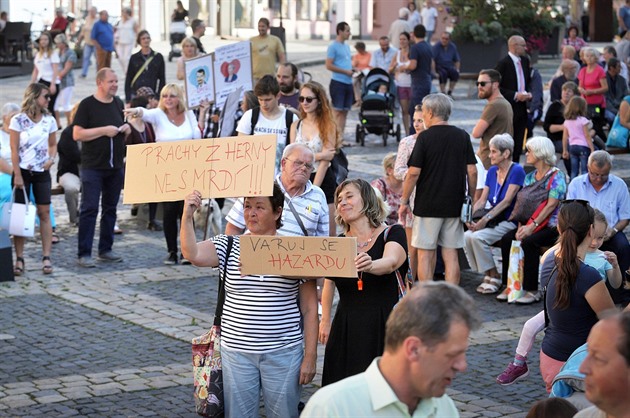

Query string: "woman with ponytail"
[[539, 200, 616, 392]]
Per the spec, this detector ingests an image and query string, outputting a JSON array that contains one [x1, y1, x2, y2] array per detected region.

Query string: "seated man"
[[567, 150, 630, 307], [605, 57, 629, 125], [432, 32, 460, 96]]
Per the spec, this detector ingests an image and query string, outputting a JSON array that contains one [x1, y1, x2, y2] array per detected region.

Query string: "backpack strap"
[[285, 109, 294, 145], [250, 107, 260, 134]]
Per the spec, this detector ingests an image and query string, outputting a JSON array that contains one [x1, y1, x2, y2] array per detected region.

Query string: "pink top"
[[578, 65, 606, 107], [564, 116, 590, 148]]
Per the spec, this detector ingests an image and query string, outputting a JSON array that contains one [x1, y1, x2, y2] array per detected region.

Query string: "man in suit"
[[496, 36, 532, 163]]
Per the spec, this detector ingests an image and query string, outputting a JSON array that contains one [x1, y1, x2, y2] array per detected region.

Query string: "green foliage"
[[450, 0, 561, 49]]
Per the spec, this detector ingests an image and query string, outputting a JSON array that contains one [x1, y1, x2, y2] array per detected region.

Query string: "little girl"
[[496, 208, 622, 385], [562, 96, 595, 180]]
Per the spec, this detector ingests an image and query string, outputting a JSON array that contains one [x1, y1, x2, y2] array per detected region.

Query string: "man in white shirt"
[[369, 36, 398, 71], [388, 8, 412, 49], [420, 0, 439, 43], [302, 282, 481, 417]]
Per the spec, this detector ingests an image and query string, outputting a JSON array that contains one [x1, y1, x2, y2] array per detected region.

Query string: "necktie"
[[516, 59, 525, 92]]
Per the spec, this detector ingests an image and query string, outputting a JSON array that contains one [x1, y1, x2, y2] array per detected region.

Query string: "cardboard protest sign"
[[123, 135, 276, 204], [240, 235, 358, 278], [214, 41, 253, 108], [184, 53, 215, 108]]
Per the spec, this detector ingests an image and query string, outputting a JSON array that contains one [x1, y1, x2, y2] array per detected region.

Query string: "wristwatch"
[[485, 213, 492, 220], [531, 218, 539, 227], [613, 227, 619, 234]]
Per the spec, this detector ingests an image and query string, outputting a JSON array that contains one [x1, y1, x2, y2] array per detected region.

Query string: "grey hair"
[[421, 93, 452, 121], [489, 134, 514, 157], [2, 103, 20, 118], [385, 282, 481, 350], [526, 136, 557, 166], [582, 47, 599, 60], [282, 143, 314, 162], [560, 59, 580, 79], [588, 150, 613, 168]]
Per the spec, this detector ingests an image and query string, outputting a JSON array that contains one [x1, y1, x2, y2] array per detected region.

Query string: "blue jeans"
[[569, 145, 590, 180], [78, 168, 123, 258], [81, 44, 95, 77], [222, 343, 303, 418]]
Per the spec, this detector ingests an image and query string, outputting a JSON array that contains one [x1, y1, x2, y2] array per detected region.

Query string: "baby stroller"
[[355, 67, 401, 146], [168, 20, 187, 62]]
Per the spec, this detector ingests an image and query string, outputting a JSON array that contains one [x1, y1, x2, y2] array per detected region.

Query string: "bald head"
[[508, 36, 527, 56]]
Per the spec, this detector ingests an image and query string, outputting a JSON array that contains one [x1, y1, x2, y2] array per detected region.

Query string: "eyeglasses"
[[588, 170, 609, 179], [161, 94, 178, 99], [285, 158, 314, 171], [298, 96, 317, 104], [476, 81, 491, 87]]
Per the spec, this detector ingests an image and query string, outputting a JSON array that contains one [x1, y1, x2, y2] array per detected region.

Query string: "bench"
[[51, 185, 64, 196], [607, 146, 630, 155]]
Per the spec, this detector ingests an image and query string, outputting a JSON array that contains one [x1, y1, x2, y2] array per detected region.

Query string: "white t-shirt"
[[9, 113, 57, 172], [141, 108, 201, 141], [116, 18, 136, 45], [34, 51, 61, 84], [0, 130, 11, 165], [421, 7, 438, 31], [236, 107, 298, 171]]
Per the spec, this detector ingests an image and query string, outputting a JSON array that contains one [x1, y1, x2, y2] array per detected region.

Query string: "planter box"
[[456, 39, 508, 74]]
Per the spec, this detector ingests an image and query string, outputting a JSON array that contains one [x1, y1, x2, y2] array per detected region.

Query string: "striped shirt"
[[211, 234, 304, 353], [225, 175, 329, 237]]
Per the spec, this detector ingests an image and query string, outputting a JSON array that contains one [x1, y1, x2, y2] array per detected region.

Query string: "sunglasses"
[[161, 94, 178, 99], [476, 81, 491, 87], [44, 94, 52, 100], [298, 96, 317, 104]]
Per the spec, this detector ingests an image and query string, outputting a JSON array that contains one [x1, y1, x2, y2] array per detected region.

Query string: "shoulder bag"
[[192, 235, 233, 417], [508, 170, 558, 228], [383, 225, 413, 301]]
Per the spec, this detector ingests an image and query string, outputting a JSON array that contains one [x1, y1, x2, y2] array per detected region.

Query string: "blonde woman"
[[124, 84, 201, 264], [9, 83, 58, 275], [176, 37, 200, 81], [370, 153, 402, 226], [31, 31, 60, 124], [290, 81, 341, 235]]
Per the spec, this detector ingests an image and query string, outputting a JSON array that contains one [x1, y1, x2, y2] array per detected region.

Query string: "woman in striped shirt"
[[180, 182, 318, 418]]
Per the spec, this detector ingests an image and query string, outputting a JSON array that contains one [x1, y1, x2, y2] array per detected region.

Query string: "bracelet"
[[485, 213, 492, 220], [401, 199, 409, 205], [530, 218, 539, 227]]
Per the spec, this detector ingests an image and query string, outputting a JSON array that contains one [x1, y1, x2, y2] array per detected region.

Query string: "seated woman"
[[464, 134, 525, 294], [180, 183, 318, 418], [319, 179, 408, 386], [539, 200, 616, 392], [498, 137, 567, 304], [371, 152, 402, 226]]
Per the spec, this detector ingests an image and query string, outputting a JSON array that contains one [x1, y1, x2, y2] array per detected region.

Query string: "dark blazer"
[[496, 54, 531, 107]]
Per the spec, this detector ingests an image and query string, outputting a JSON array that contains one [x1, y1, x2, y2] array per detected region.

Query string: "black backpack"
[[250, 107, 294, 145]]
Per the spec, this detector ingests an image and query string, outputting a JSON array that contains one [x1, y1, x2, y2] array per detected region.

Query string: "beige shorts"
[[411, 216, 464, 250]]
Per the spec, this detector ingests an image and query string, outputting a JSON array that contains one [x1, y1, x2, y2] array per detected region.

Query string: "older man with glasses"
[[567, 150, 630, 306], [225, 143, 329, 238]]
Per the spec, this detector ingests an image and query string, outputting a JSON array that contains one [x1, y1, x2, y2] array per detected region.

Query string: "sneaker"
[[180, 254, 191, 265], [496, 362, 529, 385], [148, 220, 163, 231], [77, 257, 96, 268], [164, 252, 178, 265], [97, 252, 123, 262], [114, 225, 123, 234], [131, 205, 139, 216]]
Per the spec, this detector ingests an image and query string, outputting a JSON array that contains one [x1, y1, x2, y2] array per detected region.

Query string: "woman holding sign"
[[319, 178, 408, 386], [180, 183, 318, 418], [124, 83, 202, 265]]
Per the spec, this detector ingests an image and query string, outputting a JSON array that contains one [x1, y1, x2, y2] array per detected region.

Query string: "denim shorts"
[[329, 79, 354, 111]]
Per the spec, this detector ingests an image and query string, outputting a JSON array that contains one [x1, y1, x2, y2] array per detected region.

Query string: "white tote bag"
[[0, 187, 36, 237]]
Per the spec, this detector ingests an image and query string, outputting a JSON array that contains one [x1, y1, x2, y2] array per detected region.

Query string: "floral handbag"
[[192, 236, 232, 417]]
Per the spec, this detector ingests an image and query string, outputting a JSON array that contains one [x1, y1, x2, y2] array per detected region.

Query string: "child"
[[496, 209, 622, 385], [562, 96, 594, 180]]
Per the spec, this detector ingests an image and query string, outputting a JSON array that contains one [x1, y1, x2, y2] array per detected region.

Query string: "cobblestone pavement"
[[1, 39, 629, 417]]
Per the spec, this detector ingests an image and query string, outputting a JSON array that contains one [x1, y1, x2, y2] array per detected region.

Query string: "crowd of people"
[[1, 2, 630, 418]]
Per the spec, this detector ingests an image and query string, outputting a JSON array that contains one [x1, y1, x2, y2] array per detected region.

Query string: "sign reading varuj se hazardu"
[[240, 235, 358, 277], [123, 135, 276, 204]]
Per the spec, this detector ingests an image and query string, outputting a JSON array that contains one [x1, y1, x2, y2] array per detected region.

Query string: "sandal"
[[14, 257, 25, 276], [42, 256, 53, 275], [481, 277, 502, 294], [51, 233, 60, 244]]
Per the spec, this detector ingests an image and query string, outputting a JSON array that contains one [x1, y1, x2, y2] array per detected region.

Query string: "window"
[[235, 0, 254, 28], [317, 0, 329, 21]]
